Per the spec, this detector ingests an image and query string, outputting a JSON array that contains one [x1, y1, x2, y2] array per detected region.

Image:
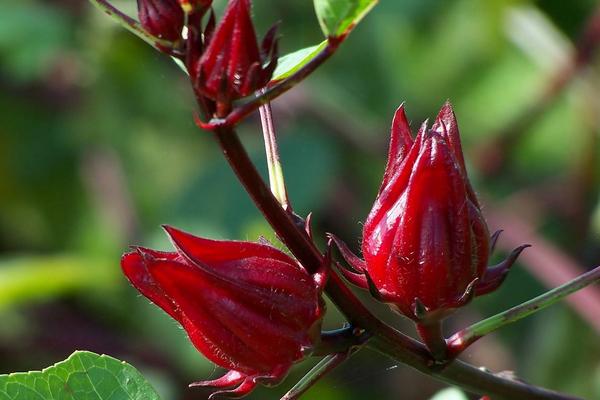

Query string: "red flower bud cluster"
[[192, 0, 278, 107], [333, 103, 528, 322], [133, 0, 277, 114], [122, 226, 326, 398]]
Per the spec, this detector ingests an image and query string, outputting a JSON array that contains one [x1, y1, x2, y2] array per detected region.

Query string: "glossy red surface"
[[121, 226, 324, 397], [193, 0, 278, 103], [137, 0, 185, 41], [362, 103, 490, 320]]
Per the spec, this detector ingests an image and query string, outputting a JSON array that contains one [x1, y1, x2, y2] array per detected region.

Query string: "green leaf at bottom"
[[0, 351, 160, 400]]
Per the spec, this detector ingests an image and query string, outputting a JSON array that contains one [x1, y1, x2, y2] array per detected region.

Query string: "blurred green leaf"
[[0, 351, 160, 400], [272, 41, 327, 81], [525, 308, 600, 399], [313, 0, 378, 37], [0, 256, 117, 310], [0, 3, 70, 82], [172, 126, 340, 237]]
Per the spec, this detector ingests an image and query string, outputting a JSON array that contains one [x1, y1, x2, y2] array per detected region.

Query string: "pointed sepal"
[[476, 244, 530, 296], [190, 370, 274, 400], [432, 101, 465, 172], [489, 229, 503, 254], [189, 370, 245, 389], [305, 212, 314, 240], [328, 234, 366, 272], [380, 104, 414, 191], [333, 261, 369, 290], [364, 270, 384, 301]]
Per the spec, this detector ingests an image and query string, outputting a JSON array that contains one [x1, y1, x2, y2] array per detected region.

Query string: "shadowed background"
[[1, 0, 600, 399]]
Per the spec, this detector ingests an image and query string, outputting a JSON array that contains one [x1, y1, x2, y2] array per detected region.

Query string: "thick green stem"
[[213, 127, 579, 400], [448, 265, 600, 357]]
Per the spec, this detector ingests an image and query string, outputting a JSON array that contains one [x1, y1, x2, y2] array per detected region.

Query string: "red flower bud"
[[137, 0, 184, 42], [332, 103, 528, 322], [121, 226, 326, 398], [193, 0, 278, 107]]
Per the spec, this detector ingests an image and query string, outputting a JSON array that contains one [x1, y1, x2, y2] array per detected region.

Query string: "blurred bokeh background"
[[2, 0, 600, 399]]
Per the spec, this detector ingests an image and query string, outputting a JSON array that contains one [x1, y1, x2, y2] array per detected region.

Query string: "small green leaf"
[[272, 41, 328, 81], [313, 0, 378, 38], [0, 351, 160, 400]]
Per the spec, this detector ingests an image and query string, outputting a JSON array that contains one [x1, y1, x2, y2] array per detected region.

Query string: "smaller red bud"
[[121, 226, 326, 398], [193, 0, 278, 110], [137, 0, 184, 42], [332, 102, 528, 323]]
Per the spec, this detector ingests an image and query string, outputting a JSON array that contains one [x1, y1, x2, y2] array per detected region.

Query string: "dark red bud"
[[121, 226, 325, 397], [193, 0, 278, 107], [361, 103, 491, 320], [137, 0, 185, 42]]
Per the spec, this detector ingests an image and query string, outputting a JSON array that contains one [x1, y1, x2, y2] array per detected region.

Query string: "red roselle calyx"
[[192, 0, 278, 115], [121, 226, 327, 398], [137, 0, 185, 42], [332, 102, 529, 324]]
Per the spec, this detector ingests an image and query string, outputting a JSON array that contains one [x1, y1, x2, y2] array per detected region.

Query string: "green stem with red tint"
[[447, 265, 600, 358], [281, 352, 353, 400], [259, 101, 290, 210]]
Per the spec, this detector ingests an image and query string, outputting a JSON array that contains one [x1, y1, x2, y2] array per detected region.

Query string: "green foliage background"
[[1, 0, 599, 399]]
